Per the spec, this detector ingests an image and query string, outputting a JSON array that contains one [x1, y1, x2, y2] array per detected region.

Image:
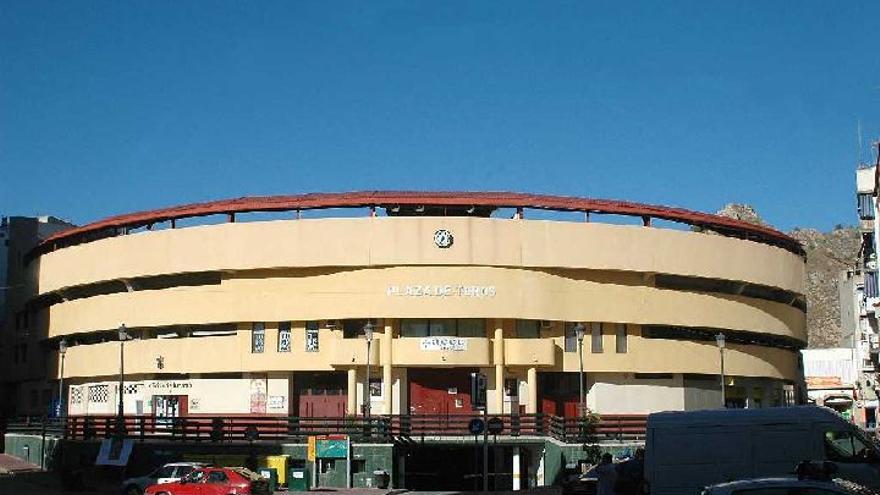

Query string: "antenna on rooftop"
[[857, 120, 863, 165]]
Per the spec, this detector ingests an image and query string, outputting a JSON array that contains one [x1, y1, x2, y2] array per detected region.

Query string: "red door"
[[295, 373, 347, 417], [538, 373, 580, 417], [408, 368, 475, 415]]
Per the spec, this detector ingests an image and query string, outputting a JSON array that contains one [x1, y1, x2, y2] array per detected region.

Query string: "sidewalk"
[[0, 453, 40, 475]]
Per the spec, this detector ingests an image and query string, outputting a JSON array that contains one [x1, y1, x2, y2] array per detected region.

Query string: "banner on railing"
[[420, 337, 467, 351], [95, 438, 133, 466]]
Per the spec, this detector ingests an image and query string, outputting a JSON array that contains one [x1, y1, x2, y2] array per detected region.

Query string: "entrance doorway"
[[294, 372, 347, 417], [401, 445, 531, 491], [153, 395, 187, 428], [538, 372, 580, 417], [408, 368, 475, 414]]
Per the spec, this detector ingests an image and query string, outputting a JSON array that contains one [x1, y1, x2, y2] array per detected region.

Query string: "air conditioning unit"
[[540, 320, 553, 329]]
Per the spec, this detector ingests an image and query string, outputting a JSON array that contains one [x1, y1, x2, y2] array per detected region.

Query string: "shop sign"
[[267, 395, 286, 411], [386, 284, 496, 298], [145, 380, 193, 392], [421, 337, 468, 352], [316, 435, 349, 459]]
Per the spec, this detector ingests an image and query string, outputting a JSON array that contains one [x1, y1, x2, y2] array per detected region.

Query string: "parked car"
[[122, 462, 208, 495], [645, 406, 880, 495], [701, 477, 876, 495], [144, 467, 270, 495]]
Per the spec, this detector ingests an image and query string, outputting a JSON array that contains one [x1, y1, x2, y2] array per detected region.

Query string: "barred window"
[[88, 384, 109, 403], [251, 323, 265, 353], [615, 324, 627, 354], [70, 387, 84, 404], [564, 323, 578, 352], [123, 383, 141, 395], [278, 322, 292, 352], [591, 322, 603, 353], [305, 321, 319, 352]]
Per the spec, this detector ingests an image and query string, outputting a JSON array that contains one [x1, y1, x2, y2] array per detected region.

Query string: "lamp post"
[[363, 321, 374, 420], [117, 324, 130, 435], [574, 323, 586, 416], [716, 333, 726, 408], [58, 339, 67, 422]]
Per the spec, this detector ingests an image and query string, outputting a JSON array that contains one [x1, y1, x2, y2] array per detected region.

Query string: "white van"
[[644, 406, 880, 495]]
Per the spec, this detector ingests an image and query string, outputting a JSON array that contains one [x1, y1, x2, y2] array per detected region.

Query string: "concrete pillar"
[[494, 320, 505, 414], [512, 446, 521, 490], [527, 367, 537, 414], [347, 368, 358, 415], [382, 320, 394, 414]]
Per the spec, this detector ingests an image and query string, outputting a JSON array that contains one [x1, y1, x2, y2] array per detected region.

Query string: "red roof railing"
[[34, 191, 804, 257]]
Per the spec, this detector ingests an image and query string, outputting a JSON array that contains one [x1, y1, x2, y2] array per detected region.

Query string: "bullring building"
[[8, 192, 806, 486]]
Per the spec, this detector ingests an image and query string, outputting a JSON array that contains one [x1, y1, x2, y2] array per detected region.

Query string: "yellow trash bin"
[[263, 455, 290, 487]]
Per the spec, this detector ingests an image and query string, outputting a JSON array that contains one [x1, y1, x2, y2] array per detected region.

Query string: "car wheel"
[[124, 485, 143, 495]]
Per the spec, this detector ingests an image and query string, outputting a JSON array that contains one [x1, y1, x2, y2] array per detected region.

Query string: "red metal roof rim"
[[39, 191, 804, 256]]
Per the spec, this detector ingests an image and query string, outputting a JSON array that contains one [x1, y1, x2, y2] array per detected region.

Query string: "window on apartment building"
[[305, 321, 319, 352], [278, 322, 292, 352], [858, 193, 875, 220], [866, 271, 879, 299], [615, 324, 627, 353], [591, 322, 603, 353], [516, 320, 541, 338], [400, 319, 486, 337], [251, 323, 265, 353]]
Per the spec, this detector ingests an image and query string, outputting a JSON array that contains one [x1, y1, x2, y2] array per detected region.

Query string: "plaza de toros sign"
[[386, 284, 496, 298]]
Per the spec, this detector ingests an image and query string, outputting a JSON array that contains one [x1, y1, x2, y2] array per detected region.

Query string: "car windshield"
[[184, 470, 206, 483], [176, 466, 195, 477], [155, 466, 176, 478]]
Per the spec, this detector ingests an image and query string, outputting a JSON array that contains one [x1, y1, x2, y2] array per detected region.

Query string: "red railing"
[[8, 413, 647, 444]]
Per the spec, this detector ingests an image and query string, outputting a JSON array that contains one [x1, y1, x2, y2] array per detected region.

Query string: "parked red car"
[[144, 467, 269, 495]]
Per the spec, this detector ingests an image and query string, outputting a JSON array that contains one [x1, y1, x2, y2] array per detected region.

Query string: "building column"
[[527, 367, 537, 414], [494, 320, 505, 414], [512, 446, 521, 491], [347, 368, 358, 415], [382, 320, 394, 415]]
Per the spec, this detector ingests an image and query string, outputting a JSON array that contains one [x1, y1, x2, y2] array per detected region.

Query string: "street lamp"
[[716, 333, 726, 408], [363, 321, 374, 420], [117, 324, 131, 435], [58, 339, 68, 422], [574, 323, 586, 416]]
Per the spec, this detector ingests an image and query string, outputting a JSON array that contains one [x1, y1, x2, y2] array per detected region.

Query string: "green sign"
[[315, 438, 348, 459]]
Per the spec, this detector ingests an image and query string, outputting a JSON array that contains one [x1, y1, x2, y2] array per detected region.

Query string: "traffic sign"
[[487, 417, 504, 435], [468, 418, 485, 435]]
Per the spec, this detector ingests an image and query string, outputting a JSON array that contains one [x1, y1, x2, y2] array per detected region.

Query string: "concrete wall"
[[3, 433, 61, 470], [19, 216, 808, 416], [587, 374, 685, 414]]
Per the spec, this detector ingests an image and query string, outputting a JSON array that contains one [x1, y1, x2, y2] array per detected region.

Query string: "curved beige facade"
[[34, 214, 806, 417]]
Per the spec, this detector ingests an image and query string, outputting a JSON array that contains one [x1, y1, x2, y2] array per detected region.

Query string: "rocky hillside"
[[716, 204, 861, 348]]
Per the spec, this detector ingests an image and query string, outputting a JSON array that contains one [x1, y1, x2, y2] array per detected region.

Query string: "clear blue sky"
[[1, 1, 878, 231]]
